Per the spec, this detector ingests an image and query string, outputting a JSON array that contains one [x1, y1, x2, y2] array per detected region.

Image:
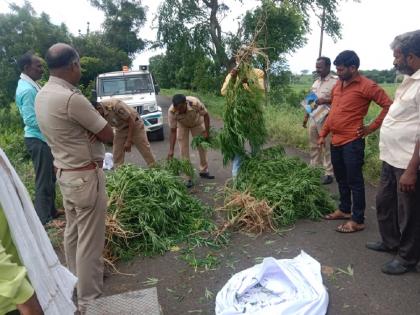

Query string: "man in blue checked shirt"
[[15, 51, 63, 226]]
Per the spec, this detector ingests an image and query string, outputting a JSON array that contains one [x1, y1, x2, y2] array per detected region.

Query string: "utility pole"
[[318, 7, 326, 57]]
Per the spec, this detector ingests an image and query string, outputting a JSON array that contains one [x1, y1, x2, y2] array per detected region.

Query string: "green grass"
[[0, 103, 63, 206], [163, 83, 398, 184], [265, 106, 308, 150]]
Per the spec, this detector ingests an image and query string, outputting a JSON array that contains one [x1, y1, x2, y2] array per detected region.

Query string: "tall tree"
[[157, 0, 229, 69], [0, 1, 133, 106], [153, 0, 356, 93], [279, 0, 347, 40], [0, 1, 70, 105], [242, 0, 307, 65], [89, 0, 147, 56], [72, 31, 131, 85]]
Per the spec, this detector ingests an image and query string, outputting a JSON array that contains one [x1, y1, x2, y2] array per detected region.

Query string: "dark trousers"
[[376, 162, 420, 266], [25, 137, 57, 224], [330, 138, 365, 224]]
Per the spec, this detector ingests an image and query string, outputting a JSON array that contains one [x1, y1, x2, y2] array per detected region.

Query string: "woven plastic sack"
[[215, 251, 328, 315]]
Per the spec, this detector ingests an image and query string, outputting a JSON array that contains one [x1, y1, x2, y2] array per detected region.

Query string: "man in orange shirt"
[[318, 50, 392, 233]]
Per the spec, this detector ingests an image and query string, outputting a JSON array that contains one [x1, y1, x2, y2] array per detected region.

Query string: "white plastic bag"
[[215, 251, 328, 315], [104, 152, 114, 170]]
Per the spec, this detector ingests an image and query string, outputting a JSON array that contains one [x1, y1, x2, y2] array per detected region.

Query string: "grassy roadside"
[[162, 83, 398, 185], [0, 105, 63, 206]]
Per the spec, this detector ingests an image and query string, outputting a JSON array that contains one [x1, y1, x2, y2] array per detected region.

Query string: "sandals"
[[324, 209, 351, 220], [336, 221, 365, 233]]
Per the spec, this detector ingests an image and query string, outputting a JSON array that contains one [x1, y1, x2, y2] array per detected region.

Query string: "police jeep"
[[94, 65, 164, 141]]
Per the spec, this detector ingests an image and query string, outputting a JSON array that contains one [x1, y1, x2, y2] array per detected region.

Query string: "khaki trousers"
[[57, 167, 107, 312], [113, 122, 156, 167], [308, 119, 333, 176], [177, 124, 208, 175]]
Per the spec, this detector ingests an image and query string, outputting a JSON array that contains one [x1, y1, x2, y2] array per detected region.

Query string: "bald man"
[[35, 43, 113, 313]]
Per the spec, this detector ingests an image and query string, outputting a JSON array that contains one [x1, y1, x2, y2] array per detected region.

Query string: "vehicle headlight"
[[147, 103, 158, 112]]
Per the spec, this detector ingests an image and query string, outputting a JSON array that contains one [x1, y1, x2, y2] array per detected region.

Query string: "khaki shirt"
[[310, 73, 338, 103], [309, 73, 338, 125], [100, 98, 142, 130], [35, 76, 108, 169], [168, 96, 207, 129], [220, 68, 265, 96]]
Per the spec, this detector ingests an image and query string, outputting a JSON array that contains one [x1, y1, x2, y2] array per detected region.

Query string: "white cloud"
[[289, 0, 420, 72]]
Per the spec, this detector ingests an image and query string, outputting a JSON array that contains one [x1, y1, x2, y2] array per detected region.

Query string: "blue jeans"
[[232, 146, 260, 177], [330, 138, 365, 224], [232, 155, 242, 177]]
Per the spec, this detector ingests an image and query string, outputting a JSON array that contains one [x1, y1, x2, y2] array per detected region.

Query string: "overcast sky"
[[1, 0, 419, 73]]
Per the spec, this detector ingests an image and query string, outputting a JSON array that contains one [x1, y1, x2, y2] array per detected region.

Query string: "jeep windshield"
[[98, 74, 154, 96]]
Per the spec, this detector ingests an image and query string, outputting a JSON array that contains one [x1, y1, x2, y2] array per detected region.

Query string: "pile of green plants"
[[191, 128, 220, 150], [230, 145, 335, 227], [105, 164, 221, 261], [0, 105, 35, 197], [160, 157, 195, 178], [219, 62, 267, 165]]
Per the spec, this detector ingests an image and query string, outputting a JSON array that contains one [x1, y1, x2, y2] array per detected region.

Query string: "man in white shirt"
[[366, 30, 420, 275]]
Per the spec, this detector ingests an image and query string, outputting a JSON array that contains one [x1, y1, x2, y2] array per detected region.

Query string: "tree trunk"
[[203, 0, 229, 68], [318, 7, 326, 57]]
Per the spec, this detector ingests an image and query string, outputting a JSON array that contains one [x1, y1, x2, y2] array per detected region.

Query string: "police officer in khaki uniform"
[[168, 94, 215, 187], [35, 43, 114, 314], [95, 98, 156, 168], [302, 56, 337, 185]]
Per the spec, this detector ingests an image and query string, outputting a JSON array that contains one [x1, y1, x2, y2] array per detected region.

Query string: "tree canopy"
[[0, 1, 144, 106], [89, 0, 147, 56], [151, 0, 354, 93]]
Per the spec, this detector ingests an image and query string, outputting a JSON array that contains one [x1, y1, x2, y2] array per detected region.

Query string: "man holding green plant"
[[168, 94, 215, 188], [366, 30, 420, 275], [318, 50, 392, 233], [15, 51, 64, 226], [220, 47, 266, 177]]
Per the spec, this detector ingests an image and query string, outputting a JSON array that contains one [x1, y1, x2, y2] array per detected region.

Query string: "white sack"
[[216, 251, 328, 315]]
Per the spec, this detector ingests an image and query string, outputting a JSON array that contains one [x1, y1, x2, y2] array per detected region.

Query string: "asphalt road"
[[104, 94, 420, 315]]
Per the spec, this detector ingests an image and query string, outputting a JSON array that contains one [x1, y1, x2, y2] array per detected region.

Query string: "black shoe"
[[199, 172, 215, 179], [185, 180, 193, 188], [321, 175, 333, 185], [52, 208, 65, 219], [381, 259, 415, 275], [366, 241, 397, 253]]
